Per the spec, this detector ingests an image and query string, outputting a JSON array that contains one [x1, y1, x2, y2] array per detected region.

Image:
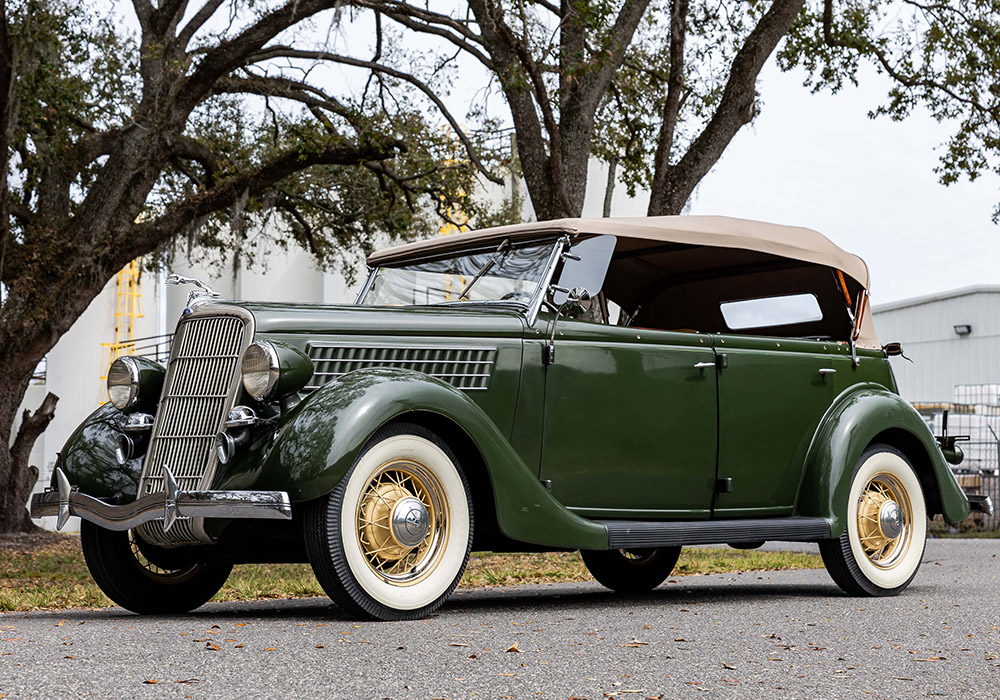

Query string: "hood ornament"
[[167, 273, 221, 311]]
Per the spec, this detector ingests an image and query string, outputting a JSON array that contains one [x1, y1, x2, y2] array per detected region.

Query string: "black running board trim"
[[600, 517, 832, 549]]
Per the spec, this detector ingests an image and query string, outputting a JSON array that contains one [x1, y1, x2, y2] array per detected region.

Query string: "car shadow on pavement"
[[7, 578, 856, 623]]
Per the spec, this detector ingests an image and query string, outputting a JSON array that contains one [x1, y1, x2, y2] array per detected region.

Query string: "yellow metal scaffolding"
[[99, 259, 144, 403]]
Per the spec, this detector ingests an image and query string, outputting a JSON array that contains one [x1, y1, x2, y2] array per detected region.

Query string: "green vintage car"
[[32, 216, 993, 620]]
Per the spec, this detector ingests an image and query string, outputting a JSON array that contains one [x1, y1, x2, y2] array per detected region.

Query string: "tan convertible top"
[[368, 215, 878, 348], [368, 215, 871, 289]]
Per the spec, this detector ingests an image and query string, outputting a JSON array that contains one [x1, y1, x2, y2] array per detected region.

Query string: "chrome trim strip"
[[31, 469, 292, 532], [354, 268, 376, 304], [527, 236, 568, 327], [307, 341, 498, 352]]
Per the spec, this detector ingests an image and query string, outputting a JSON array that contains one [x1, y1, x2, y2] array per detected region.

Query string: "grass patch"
[[0, 533, 822, 613]]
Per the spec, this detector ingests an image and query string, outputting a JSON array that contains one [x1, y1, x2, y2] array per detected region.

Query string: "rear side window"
[[720, 293, 823, 330]]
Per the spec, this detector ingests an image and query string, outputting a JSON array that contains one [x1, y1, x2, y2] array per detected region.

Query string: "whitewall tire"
[[820, 443, 927, 596], [305, 422, 473, 620]]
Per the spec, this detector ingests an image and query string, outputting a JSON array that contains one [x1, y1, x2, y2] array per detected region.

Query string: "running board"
[[600, 517, 832, 549]]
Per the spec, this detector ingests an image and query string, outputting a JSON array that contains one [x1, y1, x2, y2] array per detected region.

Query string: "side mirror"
[[551, 235, 616, 306]]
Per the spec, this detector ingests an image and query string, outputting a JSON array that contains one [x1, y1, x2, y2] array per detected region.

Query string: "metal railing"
[[914, 383, 1000, 531]]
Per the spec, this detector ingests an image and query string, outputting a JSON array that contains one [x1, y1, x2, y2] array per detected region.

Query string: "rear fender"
[[221, 368, 607, 549], [797, 385, 970, 536]]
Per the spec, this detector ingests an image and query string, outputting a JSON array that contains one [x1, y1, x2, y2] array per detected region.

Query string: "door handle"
[[818, 368, 837, 376], [693, 361, 716, 369]]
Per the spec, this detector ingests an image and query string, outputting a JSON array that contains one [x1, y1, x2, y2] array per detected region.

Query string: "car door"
[[537, 319, 718, 518], [713, 334, 848, 516]]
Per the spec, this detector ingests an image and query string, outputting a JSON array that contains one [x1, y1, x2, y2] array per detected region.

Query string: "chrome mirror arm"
[[544, 286, 590, 365]]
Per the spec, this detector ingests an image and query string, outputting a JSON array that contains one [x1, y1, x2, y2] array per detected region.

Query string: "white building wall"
[[873, 287, 1000, 402]]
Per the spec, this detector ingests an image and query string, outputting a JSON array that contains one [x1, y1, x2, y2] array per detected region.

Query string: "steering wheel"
[[500, 291, 533, 302]]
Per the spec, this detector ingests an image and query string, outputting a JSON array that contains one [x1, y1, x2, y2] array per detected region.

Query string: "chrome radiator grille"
[[306, 344, 497, 391], [138, 311, 250, 545]]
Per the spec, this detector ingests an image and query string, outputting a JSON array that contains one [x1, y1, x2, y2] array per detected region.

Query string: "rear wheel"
[[81, 521, 232, 614], [581, 547, 681, 592], [820, 443, 927, 596], [304, 422, 473, 621]]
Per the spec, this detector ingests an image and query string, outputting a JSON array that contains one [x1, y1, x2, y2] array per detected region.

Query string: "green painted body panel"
[[797, 383, 971, 534], [536, 317, 717, 518], [214, 368, 607, 549], [713, 335, 849, 516], [54, 403, 142, 502]]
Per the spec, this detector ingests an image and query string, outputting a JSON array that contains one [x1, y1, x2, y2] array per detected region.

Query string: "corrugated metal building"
[[874, 285, 1000, 403]]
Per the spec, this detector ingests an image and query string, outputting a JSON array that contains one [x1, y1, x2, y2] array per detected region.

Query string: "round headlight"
[[107, 356, 140, 410], [242, 340, 280, 399]]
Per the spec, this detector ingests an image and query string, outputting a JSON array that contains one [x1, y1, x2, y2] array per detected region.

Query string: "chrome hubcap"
[[879, 500, 903, 539], [391, 497, 430, 547]]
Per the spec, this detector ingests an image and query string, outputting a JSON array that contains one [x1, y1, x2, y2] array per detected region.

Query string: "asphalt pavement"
[[1, 539, 998, 700]]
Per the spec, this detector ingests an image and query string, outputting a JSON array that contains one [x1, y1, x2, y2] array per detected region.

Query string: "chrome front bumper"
[[968, 494, 995, 516], [30, 467, 292, 532]]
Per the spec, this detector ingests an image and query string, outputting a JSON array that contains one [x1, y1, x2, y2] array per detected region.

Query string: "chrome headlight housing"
[[106, 356, 166, 412], [240, 339, 313, 401], [107, 357, 141, 410], [241, 340, 281, 400]]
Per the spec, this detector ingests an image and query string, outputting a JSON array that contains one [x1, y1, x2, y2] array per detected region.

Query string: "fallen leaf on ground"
[[174, 679, 199, 685], [264, 647, 277, 651], [722, 663, 736, 670], [142, 680, 158, 685], [621, 639, 648, 648], [504, 642, 523, 653], [315, 644, 325, 649], [205, 642, 220, 651], [450, 643, 470, 647]]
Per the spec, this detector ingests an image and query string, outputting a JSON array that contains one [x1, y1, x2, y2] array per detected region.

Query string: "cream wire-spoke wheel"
[[305, 422, 473, 621], [355, 460, 448, 584], [820, 444, 927, 596]]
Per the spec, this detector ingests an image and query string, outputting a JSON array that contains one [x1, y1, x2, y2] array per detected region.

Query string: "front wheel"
[[820, 443, 927, 596], [81, 522, 232, 614], [304, 422, 474, 621], [582, 547, 681, 593]]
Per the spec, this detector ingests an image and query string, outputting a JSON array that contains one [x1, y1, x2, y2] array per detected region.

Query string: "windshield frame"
[[355, 236, 568, 326]]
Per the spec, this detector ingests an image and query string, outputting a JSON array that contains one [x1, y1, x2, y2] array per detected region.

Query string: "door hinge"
[[715, 477, 733, 493], [716, 353, 728, 370]]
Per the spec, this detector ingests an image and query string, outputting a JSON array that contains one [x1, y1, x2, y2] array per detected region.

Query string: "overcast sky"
[[675, 63, 1000, 306]]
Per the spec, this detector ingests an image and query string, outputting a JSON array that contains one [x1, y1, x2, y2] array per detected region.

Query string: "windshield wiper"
[[459, 238, 511, 301]]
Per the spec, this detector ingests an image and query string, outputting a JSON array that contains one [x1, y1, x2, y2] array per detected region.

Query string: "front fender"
[[54, 403, 142, 502], [218, 368, 607, 550], [797, 385, 970, 536]]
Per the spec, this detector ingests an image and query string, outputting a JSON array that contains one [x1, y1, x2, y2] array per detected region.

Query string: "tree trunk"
[[603, 157, 618, 218], [0, 390, 57, 533]]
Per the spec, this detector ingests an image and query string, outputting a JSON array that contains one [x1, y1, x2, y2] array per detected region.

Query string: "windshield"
[[360, 241, 555, 306]]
